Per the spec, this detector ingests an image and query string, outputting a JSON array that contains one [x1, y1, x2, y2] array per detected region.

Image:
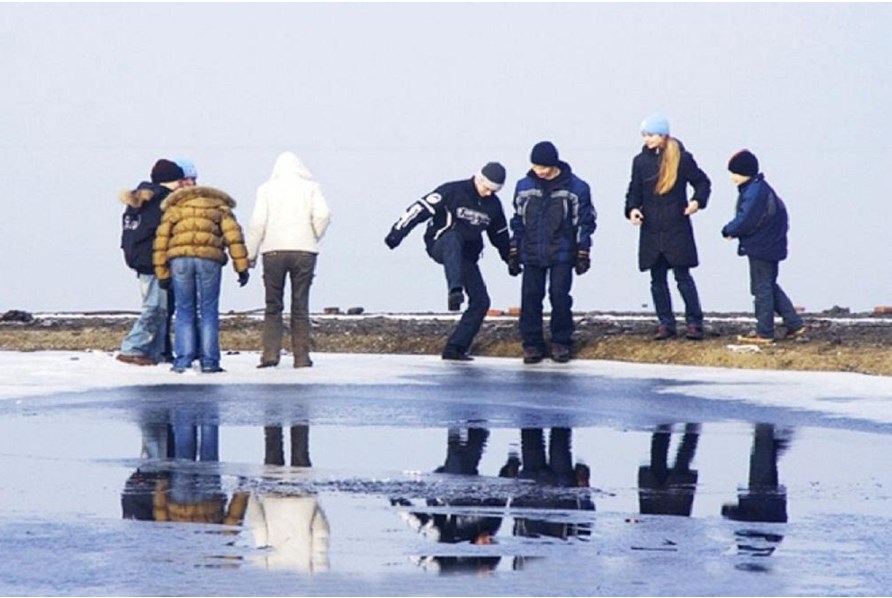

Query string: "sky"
[[1, 3, 891, 316]]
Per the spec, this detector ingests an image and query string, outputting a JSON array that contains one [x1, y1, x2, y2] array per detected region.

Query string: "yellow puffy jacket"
[[153, 186, 250, 282]]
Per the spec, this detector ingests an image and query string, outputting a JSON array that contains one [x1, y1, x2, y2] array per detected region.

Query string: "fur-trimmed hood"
[[119, 182, 163, 208], [161, 185, 236, 211]]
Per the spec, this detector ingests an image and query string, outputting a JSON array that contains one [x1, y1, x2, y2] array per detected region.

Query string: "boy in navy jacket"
[[722, 150, 805, 343]]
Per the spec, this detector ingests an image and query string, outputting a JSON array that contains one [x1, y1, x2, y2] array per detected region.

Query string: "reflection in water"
[[122, 406, 248, 526], [391, 426, 596, 575], [245, 425, 330, 573], [638, 423, 700, 517], [119, 414, 799, 578], [393, 427, 509, 575], [510, 428, 594, 543], [121, 411, 329, 574], [722, 423, 791, 566]]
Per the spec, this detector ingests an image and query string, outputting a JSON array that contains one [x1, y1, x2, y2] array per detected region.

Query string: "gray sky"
[[2, 3, 890, 315]]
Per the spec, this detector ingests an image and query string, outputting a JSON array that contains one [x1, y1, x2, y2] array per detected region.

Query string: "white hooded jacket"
[[246, 152, 332, 261]]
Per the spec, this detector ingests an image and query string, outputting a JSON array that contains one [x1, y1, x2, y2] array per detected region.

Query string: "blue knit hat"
[[175, 158, 198, 180], [640, 114, 670, 136]]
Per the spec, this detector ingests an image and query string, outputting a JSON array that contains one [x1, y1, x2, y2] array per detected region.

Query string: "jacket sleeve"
[[245, 190, 268, 262], [486, 200, 512, 263], [222, 212, 250, 273], [574, 181, 597, 251], [722, 184, 765, 238], [311, 185, 332, 242], [152, 209, 174, 281], [387, 187, 443, 244], [509, 182, 525, 253], [684, 152, 711, 209], [624, 157, 643, 218]]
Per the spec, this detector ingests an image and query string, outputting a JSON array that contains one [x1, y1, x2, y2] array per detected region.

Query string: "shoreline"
[[2, 310, 892, 377]]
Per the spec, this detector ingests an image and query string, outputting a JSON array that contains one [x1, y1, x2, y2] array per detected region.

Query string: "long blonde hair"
[[655, 137, 680, 195]]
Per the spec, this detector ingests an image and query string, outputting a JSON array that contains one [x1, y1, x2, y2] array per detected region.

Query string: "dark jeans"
[[748, 257, 802, 338], [261, 251, 317, 365], [650, 254, 703, 330], [520, 263, 574, 349], [429, 232, 490, 352]]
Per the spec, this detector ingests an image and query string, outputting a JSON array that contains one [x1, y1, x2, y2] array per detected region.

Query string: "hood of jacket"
[[118, 181, 166, 208], [161, 185, 236, 211], [269, 151, 315, 181], [525, 160, 573, 189]]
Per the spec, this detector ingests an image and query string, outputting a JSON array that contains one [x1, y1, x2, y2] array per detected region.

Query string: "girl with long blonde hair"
[[624, 115, 711, 340]]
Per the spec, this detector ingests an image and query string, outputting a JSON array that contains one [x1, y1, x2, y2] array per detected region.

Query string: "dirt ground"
[[3, 309, 892, 377]]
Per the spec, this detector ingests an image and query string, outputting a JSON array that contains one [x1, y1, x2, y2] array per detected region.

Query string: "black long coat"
[[624, 141, 711, 271]]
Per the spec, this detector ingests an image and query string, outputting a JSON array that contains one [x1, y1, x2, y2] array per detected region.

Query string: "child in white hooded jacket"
[[246, 152, 332, 369]]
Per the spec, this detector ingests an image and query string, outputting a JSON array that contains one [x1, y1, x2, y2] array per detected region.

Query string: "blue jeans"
[[650, 255, 703, 330], [170, 257, 222, 370], [429, 232, 491, 352], [749, 257, 802, 338], [520, 263, 574, 349], [120, 273, 168, 362]]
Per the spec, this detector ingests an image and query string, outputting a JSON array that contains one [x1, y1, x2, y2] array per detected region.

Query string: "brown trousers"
[[261, 251, 317, 366]]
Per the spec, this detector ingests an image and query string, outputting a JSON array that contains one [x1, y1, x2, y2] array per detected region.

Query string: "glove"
[[575, 249, 591, 275], [385, 230, 401, 249], [158, 278, 171, 291], [238, 271, 250, 287], [507, 244, 522, 277]]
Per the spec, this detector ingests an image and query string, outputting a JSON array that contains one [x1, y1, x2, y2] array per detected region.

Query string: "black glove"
[[575, 249, 591, 276], [385, 230, 401, 249], [158, 278, 171, 291], [238, 271, 250, 287], [507, 244, 522, 277]]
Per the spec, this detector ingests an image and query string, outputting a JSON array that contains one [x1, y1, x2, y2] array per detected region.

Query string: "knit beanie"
[[640, 114, 670, 136], [479, 162, 506, 191], [175, 158, 198, 180], [530, 141, 559, 167], [727, 150, 759, 177], [151, 159, 185, 184]]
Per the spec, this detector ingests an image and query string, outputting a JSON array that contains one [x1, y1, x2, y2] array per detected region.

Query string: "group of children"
[[387, 114, 804, 363], [117, 115, 802, 371]]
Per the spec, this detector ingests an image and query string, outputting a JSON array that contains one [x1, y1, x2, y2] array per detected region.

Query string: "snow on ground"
[[2, 350, 891, 426]]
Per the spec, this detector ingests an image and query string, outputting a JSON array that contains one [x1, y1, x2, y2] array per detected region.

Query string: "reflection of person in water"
[[510, 427, 595, 541], [722, 423, 790, 561], [263, 424, 311, 467], [244, 424, 330, 573], [638, 423, 700, 516], [392, 427, 511, 575], [122, 408, 248, 526]]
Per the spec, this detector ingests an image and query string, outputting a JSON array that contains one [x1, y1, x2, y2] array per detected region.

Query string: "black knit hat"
[[728, 150, 759, 177], [479, 162, 506, 191], [151, 159, 185, 184], [530, 141, 559, 167]]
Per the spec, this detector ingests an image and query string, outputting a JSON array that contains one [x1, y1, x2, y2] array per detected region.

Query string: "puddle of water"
[[1, 386, 891, 596]]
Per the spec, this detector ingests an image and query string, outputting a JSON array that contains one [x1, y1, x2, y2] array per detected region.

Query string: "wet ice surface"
[[0, 354, 891, 596]]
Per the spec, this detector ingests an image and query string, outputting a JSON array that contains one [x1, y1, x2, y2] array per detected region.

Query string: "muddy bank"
[[2, 310, 892, 376]]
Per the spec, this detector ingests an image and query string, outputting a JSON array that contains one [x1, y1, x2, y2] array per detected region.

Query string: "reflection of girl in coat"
[[625, 115, 711, 341]]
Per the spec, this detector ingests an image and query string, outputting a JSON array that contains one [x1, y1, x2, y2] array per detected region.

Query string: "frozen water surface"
[[0, 352, 890, 596]]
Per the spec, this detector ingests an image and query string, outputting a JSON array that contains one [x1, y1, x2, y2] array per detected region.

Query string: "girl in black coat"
[[625, 115, 711, 340]]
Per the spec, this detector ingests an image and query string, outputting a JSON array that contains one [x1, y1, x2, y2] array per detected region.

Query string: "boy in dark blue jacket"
[[721, 150, 805, 344], [385, 162, 512, 361], [510, 141, 597, 364]]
